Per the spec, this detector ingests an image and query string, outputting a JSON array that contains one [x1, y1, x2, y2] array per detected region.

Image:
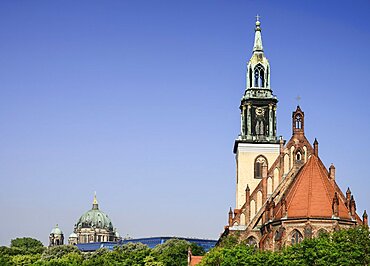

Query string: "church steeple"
[[235, 16, 278, 150], [253, 15, 263, 52]]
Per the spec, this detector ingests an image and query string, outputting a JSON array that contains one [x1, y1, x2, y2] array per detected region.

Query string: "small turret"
[[313, 138, 319, 156], [332, 192, 339, 217], [292, 106, 304, 135], [346, 187, 351, 208], [245, 185, 250, 205], [363, 210, 368, 227], [49, 224, 64, 247], [350, 195, 356, 217], [228, 207, 233, 226], [329, 164, 336, 180]]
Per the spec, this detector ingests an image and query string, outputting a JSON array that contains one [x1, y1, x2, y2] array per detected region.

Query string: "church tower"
[[234, 17, 280, 210], [222, 16, 367, 250]]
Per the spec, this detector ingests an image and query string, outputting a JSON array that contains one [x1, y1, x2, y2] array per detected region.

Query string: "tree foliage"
[[8, 238, 45, 256], [199, 226, 370, 266], [151, 238, 204, 266], [2, 228, 368, 265]]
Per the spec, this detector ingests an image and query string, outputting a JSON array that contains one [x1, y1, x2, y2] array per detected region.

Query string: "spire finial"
[[296, 95, 301, 106], [92, 192, 99, 209], [253, 15, 263, 52], [93, 191, 98, 204]]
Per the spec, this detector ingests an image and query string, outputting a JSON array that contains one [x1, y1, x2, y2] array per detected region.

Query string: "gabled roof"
[[275, 155, 351, 220]]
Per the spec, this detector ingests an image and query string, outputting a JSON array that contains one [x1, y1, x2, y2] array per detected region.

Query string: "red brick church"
[[222, 18, 368, 251]]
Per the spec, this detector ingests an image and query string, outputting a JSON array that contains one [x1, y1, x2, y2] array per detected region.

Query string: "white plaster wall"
[[236, 143, 279, 208], [267, 177, 272, 195], [257, 190, 262, 212], [240, 213, 246, 225], [250, 200, 256, 217], [284, 154, 289, 175]]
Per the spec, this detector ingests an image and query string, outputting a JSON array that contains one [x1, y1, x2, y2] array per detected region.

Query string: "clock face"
[[255, 107, 264, 116]]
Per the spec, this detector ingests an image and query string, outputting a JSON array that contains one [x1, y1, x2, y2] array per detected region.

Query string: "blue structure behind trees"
[[76, 237, 217, 252]]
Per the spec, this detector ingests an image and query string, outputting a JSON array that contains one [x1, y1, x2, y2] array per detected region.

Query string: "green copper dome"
[[75, 194, 114, 230], [50, 224, 63, 235]]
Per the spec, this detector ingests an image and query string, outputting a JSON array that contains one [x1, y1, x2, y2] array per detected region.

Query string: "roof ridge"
[[314, 156, 335, 209], [286, 158, 310, 210], [307, 157, 314, 217]]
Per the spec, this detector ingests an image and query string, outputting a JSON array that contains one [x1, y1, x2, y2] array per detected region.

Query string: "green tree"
[[83, 243, 151, 266], [41, 245, 81, 261], [201, 227, 370, 266], [9, 237, 45, 255], [151, 239, 204, 266], [0, 252, 13, 266], [11, 237, 43, 250], [198, 244, 257, 266], [11, 254, 41, 266], [143, 255, 164, 266]]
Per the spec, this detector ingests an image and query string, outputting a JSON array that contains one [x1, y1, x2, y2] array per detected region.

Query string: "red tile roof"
[[276, 155, 351, 220], [190, 256, 203, 266]]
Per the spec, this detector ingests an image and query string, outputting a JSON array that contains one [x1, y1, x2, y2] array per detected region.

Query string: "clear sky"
[[1, 1, 370, 246]]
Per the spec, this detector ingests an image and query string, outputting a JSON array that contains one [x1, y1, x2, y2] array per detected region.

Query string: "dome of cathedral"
[[69, 232, 77, 238], [50, 225, 63, 235], [75, 194, 114, 230]]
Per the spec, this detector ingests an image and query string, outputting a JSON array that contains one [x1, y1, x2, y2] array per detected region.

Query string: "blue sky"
[[0, 1, 370, 245]]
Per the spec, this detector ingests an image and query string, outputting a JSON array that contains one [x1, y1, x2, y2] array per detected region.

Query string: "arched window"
[[291, 230, 303, 245], [295, 114, 302, 129], [247, 236, 258, 248], [318, 228, 328, 236], [249, 67, 253, 88], [250, 200, 256, 216], [254, 64, 265, 87], [254, 155, 267, 179], [296, 151, 302, 161]]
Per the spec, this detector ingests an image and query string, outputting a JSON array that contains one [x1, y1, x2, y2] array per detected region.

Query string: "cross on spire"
[[296, 95, 301, 105], [256, 14, 260, 21]]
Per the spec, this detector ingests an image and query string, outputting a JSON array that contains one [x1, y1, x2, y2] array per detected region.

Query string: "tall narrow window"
[[291, 230, 303, 245], [255, 156, 267, 179], [254, 69, 259, 87], [254, 64, 265, 87], [295, 114, 302, 129], [249, 67, 253, 88]]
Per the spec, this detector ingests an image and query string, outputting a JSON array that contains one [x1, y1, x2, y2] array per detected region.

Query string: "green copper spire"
[[233, 16, 278, 148], [253, 15, 263, 52]]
